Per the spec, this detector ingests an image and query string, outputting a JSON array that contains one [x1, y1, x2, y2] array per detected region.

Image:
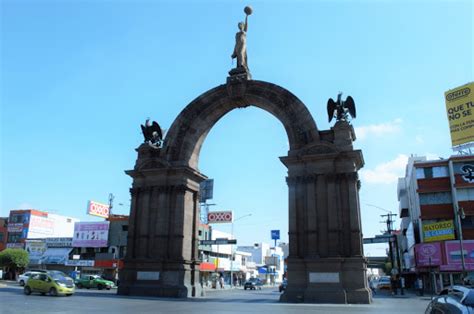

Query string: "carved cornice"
[[129, 184, 194, 196]]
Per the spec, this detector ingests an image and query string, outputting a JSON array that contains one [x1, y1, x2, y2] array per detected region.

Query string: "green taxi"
[[75, 274, 115, 290], [24, 272, 75, 296]]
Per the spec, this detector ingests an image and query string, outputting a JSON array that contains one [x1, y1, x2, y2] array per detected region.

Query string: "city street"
[[0, 281, 431, 314]]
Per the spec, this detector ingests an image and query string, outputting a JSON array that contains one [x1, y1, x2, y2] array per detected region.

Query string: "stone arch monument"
[[117, 78, 371, 304]]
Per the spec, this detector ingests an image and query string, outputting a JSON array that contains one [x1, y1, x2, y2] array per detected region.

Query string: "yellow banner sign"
[[445, 82, 474, 147], [423, 220, 455, 242]]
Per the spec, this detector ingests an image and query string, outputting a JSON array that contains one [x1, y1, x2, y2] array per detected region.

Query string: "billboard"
[[72, 222, 110, 248], [445, 82, 474, 148], [207, 211, 233, 224], [414, 242, 442, 266], [29, 214, 54, 236], [87, 200, 110, 219], [25, 240, 47, 264], [445, 240, 474, 265], [422, 220, 455, 242]]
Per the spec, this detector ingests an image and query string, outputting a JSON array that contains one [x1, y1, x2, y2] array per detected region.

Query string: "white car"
[[17, 271, 42, 286]]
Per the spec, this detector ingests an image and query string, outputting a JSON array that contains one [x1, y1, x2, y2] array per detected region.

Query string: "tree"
[[0, 249, 29, 279]]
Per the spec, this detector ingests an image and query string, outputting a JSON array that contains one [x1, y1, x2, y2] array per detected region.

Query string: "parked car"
[[244, 278, 263, 290], [425, 285, 474, 314], [75, 274, 115, 290], [279, 279, 287, 293], [376, 276, 391, 290], [18, 271, 44, 286], [24, 272, 75, 296]]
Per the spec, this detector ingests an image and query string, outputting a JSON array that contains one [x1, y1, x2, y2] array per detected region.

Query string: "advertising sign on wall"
[[46, 237, 73, 248], [445, 82, 474, 148], [65, 260, 95, 267], [29, 214, 54, 236], [7, 223, 24, 233], [445, 240, 474, 265], [414, 242, 442, 266], [7, 243, 25, 249], [87, 200, 110, 219], [207, 211, 233, 224], [72, 222, 110, 248], [25, 240, 47, 264], [422, 220, 455, 242]]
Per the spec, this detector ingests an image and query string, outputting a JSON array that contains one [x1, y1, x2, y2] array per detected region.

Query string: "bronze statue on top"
[[327, 92, 356, 123], [141, 118, 163, 148]]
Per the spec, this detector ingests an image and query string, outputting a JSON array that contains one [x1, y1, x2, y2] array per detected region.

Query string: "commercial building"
[[6, 209, 79, 249], [398, 155, 474, 292], [0, 217, 8, 251]]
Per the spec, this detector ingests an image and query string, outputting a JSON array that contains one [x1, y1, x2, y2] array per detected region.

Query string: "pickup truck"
[[74, 275, 114, 290]]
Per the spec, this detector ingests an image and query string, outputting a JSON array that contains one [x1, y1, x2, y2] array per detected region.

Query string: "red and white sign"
[[87, 200, 110, 219], [29, 214, 54, 235], [207, 211, 233, 224]]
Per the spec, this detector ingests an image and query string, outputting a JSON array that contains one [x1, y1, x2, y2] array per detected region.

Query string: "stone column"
[[118, 144, 205, 298], [280, 122, 371, 304]]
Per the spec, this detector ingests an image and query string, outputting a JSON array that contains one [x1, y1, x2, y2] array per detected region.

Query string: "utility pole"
[[108, 193, 114, 217], [380, 212, 404, 295]]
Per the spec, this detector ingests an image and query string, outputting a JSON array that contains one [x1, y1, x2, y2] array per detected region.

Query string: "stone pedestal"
[[117, 144, 205, 298], [279, 122, 371, 304]]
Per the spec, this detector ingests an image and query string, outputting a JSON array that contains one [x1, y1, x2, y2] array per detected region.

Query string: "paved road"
[[0, 281, 430, 314]]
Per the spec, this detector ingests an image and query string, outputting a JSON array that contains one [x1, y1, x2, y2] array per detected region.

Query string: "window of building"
[[433, 166, 448, 178], [7, 233, 22, 242], [198, 230, 202, 236], [457, 188, 474, 201], [461, 216, 474, 229], [122, 225, 128, 231], [0, 233, 3, 242], [419, 192, 452, 205], [10, 214, 26, 224], [416, 168, 425, 179], [424, 167, 433, 179]]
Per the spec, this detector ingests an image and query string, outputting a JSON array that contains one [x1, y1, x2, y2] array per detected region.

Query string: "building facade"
[[6, 209, 79, 249], [398, 155, 474, 292], [0, 217, 8, 251]]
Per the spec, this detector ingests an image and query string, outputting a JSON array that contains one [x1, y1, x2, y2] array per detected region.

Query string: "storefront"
[[415, 240, 474, 293]]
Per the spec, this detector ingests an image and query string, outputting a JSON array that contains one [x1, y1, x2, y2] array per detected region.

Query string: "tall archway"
[[118, 79, 371, 304]]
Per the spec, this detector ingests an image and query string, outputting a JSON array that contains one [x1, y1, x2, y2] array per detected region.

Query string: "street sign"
[[199, 179, 214, 203], [271, 230, 280, 240], [199, 239, 237, 245], [363, 237, 391, 244]]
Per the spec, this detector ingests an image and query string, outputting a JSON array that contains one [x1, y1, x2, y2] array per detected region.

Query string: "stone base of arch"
[[117, 261, 201, 298], [280, 257, 371, 304], [117, 144, 205, 298]]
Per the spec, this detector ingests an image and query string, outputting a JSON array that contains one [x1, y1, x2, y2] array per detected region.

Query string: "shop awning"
[[199, 262, 216, 272], [40, 248, 72, 265]]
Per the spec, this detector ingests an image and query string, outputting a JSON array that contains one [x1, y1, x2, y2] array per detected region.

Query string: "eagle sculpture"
[[141, 118, 163, 147], [327, 92, 356, 123]]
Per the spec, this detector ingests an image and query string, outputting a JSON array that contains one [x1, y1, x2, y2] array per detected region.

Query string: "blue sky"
[[1, 0, 473, 256]]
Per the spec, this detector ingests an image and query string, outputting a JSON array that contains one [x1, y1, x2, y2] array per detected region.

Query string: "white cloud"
[[360, 154, 409, 184], [16, 202, 34, 209], [355, 119, 402, 140], [415, 135, 424, 144]]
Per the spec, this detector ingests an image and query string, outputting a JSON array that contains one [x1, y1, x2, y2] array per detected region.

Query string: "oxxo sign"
[[207, 211, 233, 224], [87, 200, 110, 218]]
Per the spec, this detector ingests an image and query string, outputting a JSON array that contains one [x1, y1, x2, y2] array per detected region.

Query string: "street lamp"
[[230, 213, 252, 288]]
